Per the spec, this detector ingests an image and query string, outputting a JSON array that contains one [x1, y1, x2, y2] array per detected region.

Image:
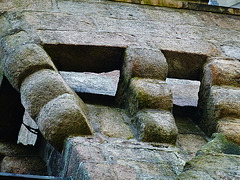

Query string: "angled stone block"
[[133, 109, 178, 144], [199, 86, 240, 136], [127, 78, 173, 115], [202, 59, 240, 88], [36, 93, 93, 151], [4, 43, 57, 90], [20, 69, 74, 119]]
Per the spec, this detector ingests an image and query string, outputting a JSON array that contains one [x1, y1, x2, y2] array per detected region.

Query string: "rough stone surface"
[[166, 78, 200, 107], [202, 59, 240, 88], [217, 118, 240, 146], [4, 31, 37, 51], [127, 78, 173, 115], [0, 0, 52, 11], [133, 109, 178, 144], [176, 134, 207, 161], [87, 104, 133, 139], [62, 137, 185, 180], [0, 15, 11, 38], [36, 93, 93, 151], [4, 43, 57, 90], [178, 134, 240, 179], [17, 111, 38, 146], [199, 86, 240, 136], [20, 69, 74, 118], [123, 47, 168, 80], [1, 156, 46, 175], [1, 0, 240, 179], [221, 45, 240, 60], [0, 142, 37, 157], [199, 133, 240, 155], [60, 70, 119, 96]]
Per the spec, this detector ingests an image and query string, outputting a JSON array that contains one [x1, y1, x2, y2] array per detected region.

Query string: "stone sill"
[[110, 0, 240, 16]]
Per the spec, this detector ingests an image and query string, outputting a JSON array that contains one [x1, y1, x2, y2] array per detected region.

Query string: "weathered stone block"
[[198, 133, 240, 155], [0, 0, 52, 11], [127, 78, 173, 115], [1, 156, 46, 175], [199, 86, 240, 136], [202, 59, 240, 88], [178, 134, 240, 179], [4, 31, 37, 51], [133, 109, 178, 144], [62, 137, 185, 179], [116, 47, 168, 107], [36, 93, 93, 151], [217, 118, 240, 146], [60, 70, 119, 96], [79, 163, 138, 180], [123, 47, 168, 81], [93, 106, 133, 139], [4, 43, 57, 90], [20, 69, 74, 118]]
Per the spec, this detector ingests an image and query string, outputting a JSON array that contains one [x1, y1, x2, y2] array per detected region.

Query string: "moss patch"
[[198, 133, 240, 155]]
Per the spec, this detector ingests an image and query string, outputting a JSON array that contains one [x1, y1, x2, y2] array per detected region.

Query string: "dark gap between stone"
[[162, 50, 208, 81]]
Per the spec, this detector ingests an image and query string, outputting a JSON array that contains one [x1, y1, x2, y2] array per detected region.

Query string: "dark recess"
[[0, 77, 24, 142], [162, 50, 208, 80], [43, 44, 125, 73]]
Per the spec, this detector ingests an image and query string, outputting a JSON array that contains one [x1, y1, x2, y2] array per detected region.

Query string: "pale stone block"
[[133, 109, 178, 144], [17, 111, 38, 146]]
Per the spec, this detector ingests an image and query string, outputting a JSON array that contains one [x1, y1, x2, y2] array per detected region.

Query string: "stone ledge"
[[61, 136, 185, 179]]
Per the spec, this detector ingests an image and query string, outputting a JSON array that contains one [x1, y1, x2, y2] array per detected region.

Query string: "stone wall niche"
[[44, 44, 125, 106]]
